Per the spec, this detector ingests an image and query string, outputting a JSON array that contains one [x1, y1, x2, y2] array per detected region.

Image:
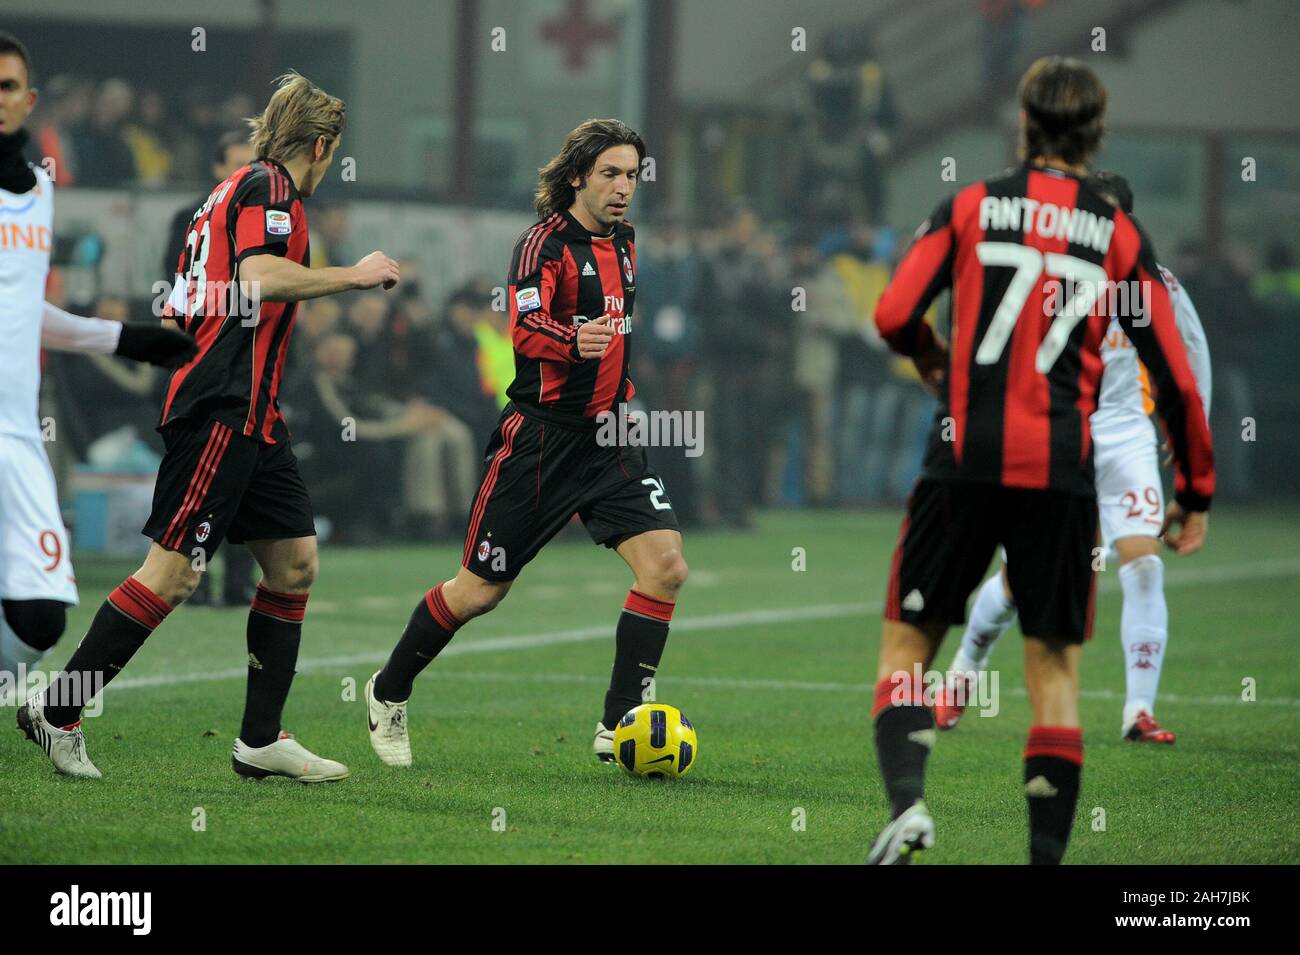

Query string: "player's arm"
[[1117, 231, 1215, 552], [41, 301, 197, 368], [874, 196, 954, 391], [230, 171, 398, 303], [508, 238, 590, 363], [1169, 278, 1212, 418], [238, 251, 398, 303]]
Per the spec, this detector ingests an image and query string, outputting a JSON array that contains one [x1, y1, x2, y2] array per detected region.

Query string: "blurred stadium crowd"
[[29, 59, 1300, 550]]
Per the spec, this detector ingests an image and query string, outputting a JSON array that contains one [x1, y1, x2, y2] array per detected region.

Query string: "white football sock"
[[1118, 554, 1168, 731], [950, 573, 1017, 676], [1, 616, 48, 703]]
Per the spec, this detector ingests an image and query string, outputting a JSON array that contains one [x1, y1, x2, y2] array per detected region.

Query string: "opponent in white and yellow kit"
[[0, 113, 193, 683]]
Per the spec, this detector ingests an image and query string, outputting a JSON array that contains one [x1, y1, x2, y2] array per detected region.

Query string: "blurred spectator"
[[427, 281, 505, 442], [71, 78, 136, 186], [827, 224, 933, 504], [1176, 239, 1256, 500], [979, 1, 1046, 101], [787, 227, 852, 506], [299, 333, 476, 541], [311, 203, 354, 269], [699, 207, 791, 525], [122, 89, 174, 187], [347, 290, 421, 400], [46, 296, 164, 458], [161, 130, 256, 281], [634, 217, 703, 524], [1249, 241, 1300, 498], [293, 297, 344, 356], [798, 33, 898, 227], [472, 297, 516, 409], [31, 74, 92, 186]]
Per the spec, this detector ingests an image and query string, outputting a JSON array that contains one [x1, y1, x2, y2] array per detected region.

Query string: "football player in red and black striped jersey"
[[366, 120, 687, 769], [865, 57, 1214, 865], [24, 74, 400, 783]]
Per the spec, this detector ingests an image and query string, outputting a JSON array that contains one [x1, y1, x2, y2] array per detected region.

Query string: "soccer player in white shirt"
[[0, 33, 195, 700], [933, 171, 1212, 744]]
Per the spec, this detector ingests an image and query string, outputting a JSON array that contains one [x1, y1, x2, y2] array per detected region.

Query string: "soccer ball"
[[613, 703, 698, 780]]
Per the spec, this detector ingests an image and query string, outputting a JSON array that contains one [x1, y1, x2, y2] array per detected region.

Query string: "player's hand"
[[114, 323, 198, 368], [352, 251, 400, 291], [1160, 502, 1207, 556], [913, 337, 949, 397], [576, 315, 614, 360]]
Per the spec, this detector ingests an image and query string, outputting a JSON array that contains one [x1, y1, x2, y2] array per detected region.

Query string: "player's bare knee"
[[1115, 535, 1161, 569], [446, 573, 510, 620], [468, 582, 509, 617], [648, 552, 688, 597], [273, 553, 318, 593], [158, 566, 202, 606]]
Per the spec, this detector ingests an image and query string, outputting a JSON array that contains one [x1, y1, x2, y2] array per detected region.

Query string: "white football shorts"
[[1093, 432, 1164, 555], [0, 433, 78, 604]]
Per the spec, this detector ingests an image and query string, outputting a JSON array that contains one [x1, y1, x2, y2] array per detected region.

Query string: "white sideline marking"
[[104, 555, 1300, 702], [422, 671, 1300, 709]]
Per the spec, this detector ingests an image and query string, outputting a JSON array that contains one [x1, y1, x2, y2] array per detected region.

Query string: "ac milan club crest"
[[477, 540, 491, 562], [195, 521, 211, 543], [622, 254, 634, 284]]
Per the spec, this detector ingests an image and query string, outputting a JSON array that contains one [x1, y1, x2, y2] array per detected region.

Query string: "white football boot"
[[866, 800, 935, 865], [593, 721, 616, 763], [364, 672, 411, 767], [232, 731, 349, 783], [16, 696, 102, 779]]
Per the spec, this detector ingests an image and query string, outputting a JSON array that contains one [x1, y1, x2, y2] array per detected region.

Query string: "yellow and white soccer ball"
[[613, 703, 698, 779]]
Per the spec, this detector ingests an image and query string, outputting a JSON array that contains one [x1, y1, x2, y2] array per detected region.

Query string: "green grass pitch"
[[1, 507, 1296, 864]]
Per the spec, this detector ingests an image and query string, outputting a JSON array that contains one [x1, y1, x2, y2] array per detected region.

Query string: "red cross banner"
[[527, 0, 624, 86]]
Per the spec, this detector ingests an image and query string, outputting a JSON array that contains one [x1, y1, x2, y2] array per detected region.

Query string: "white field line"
[[101, 555, 1300, 706]]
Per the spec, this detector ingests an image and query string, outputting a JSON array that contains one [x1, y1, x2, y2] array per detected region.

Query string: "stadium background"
[[1, 0, 1298, 867], [6, 0, 1298, 553]]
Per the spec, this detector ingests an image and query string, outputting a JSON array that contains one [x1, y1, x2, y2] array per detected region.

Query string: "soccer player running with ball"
[[933, 171, 1213, 745], [0, 33, 196, 693], [18, 73, 401, 781], [366, 119, 686, 768], [865, 57, 1214, 864]]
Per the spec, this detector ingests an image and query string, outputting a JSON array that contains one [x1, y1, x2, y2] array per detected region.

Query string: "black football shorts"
[[142, 417, 316, 558], [884, 478, 1099, 643], [461, 404, 680, 582]]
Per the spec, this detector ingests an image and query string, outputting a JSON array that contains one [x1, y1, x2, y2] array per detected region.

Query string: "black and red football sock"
[[239, 584, 308, 748], [42, 577, 172, 727], [602, 590, 674, 728], [872, 674, 935, 819], [1024, 725, 1084, 865], [373, 583, 461, 703]]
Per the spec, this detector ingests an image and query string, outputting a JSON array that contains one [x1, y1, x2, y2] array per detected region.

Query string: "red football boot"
[[933, 672, 975, 731], [1124, 710, 1176, 744]]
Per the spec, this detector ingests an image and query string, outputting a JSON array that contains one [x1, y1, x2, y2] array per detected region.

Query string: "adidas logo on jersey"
[[902, 589, 926, 612], [582, 261, 596, 276]]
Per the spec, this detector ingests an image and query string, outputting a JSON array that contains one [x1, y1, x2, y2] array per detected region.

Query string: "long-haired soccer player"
[[0, 32, 195, 694], [18, 73, 401, 780], [365, 119, 687, 768], [933, 171, 1213, 745], [865, 57, 1214, 864]]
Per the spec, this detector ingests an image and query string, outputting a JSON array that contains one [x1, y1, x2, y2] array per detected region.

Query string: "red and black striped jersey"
[[160, 159, 309, 443], [505, 209, 637, 428], [876, 164, 1214, 511]]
